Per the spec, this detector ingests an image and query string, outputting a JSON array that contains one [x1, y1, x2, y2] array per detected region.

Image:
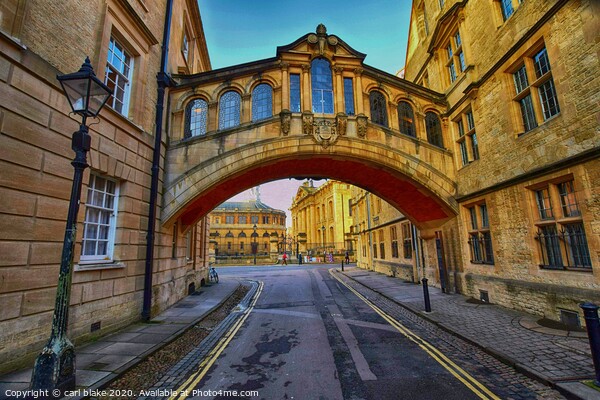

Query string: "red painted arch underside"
[[178, 157, 452, 227]]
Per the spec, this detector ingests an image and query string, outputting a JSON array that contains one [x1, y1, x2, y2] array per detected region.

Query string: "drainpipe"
[[142, 0, 174, 321]]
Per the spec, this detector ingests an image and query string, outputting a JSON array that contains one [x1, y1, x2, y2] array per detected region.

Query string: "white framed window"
[[105, 36, 133, 117], [81, 174, 119, 263]]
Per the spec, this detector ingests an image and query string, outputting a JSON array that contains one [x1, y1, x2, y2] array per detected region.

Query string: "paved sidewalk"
[[340, 267, 600, 400], [0, 278, 239, 398]]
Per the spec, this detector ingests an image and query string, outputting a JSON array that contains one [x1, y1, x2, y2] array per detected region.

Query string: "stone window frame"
[[425, 111, 444, 148], [464, 200, 494, 265], [507, 41, 561, 136], [251, 83, 274, 122], [493, 0, 523, 24], [218, 90, 242, 130], [311, 58, 334, 114], [453, 106, 480, 168], [369, 90, 389, 127], [526, 175, 592, 271], [79, 173, 120, 265], [402, 222, 413, 259], [390, 226, 399, 258], [397, 101, 416, 138], [97, 0, 157, 124], [184, 97, 209, 138]]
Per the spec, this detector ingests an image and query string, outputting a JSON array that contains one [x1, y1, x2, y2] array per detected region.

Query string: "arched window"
[[311, 58, 334, 114], [219, 91, 241, 130], [184, 99, 207, 138], [425, 112, 444, 148], [238, 232, 247, 238], [369, 91, 388, 127], [252, 84, 273, 121], [397, 102, 415, 137]]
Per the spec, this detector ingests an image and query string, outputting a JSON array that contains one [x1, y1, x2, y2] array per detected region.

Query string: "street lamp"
[[252, 224, 258, 265], [31, 58, 112, 393]]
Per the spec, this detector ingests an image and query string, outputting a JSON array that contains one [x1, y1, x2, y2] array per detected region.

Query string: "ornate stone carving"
[[312, 119, 338, 148], [307, 23, 339, 56], [302, 112, 314, 135], [280, 109, 291, 136], [336, 113, 348, 136], [357, 114, 368, 138]]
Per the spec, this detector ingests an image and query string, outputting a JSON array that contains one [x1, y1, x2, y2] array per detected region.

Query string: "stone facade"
[[0, 0, 211, 373], [208, 199, 286, 263], [401, 0, 600, 320], [289, 180, 353, 260], [350, 189, 417, 282]]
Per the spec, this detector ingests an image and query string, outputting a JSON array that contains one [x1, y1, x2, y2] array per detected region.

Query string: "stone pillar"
[[302, 64, 311, 112], [281, 62, 289, 111], [208, 101, 218, 132], [415, 111, 427, 142], [354, 68, 364, 115], [334, 66, 344, 114], [242, 94, 252, 124]]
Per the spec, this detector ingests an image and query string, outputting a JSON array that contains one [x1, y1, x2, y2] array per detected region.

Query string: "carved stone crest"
[[280, 109, 291, 136], [336, 113, 347, 136], [312, 119, 338, 148]]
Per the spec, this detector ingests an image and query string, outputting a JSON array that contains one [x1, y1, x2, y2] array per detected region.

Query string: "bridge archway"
[[162, 132, 457, 235]]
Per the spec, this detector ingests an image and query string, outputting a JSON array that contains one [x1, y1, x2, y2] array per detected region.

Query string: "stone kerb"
[[161, 118, 458, 225]]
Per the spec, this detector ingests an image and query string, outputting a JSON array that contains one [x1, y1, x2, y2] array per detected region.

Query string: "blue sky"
[[197, 0, 412, 75]]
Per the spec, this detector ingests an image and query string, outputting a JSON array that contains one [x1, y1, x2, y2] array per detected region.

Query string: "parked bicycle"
[[209, 266, 219, 283]]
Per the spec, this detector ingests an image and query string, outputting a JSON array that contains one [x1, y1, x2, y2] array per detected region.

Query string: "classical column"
[[280, 62, 290, 111], [333, 66, 344, 114], [301, 64, 311, 112], [354, 68, 364, 115]]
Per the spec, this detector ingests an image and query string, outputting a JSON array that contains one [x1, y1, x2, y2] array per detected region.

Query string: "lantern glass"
[[58, 58, 112, 118]]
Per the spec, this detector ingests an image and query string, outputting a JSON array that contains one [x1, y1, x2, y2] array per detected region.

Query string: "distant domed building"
[[208, 199, 287, 263]]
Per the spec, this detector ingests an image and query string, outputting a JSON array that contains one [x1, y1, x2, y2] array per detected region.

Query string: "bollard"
[[341, 260, 344, 272], [422, 278, 432, 312], [580, 302, 600, 386]]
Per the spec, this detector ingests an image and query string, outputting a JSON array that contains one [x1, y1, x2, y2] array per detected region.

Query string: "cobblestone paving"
[[346, 272, 594, 382], [333, 271, 566, 400]]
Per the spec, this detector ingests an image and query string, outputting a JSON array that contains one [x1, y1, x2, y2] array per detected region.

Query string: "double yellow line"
[[330, 270, 500, 400], [169, 281, 264, 400]]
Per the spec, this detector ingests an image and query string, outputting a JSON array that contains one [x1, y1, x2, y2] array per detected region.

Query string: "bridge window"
[[343, 78, 355, 115], [397, 102, 415, 137], [184, 99, 208, 138], [311, 58, 334, 114], [252, 84, 273, 121], [369, 91, 388, 127], [425, 112, 444, 148], [290, 74, 301, 112], [218, 91, 241, 130]]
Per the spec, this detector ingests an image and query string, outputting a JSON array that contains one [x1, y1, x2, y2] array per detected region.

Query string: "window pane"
[[252, 84, 273, 121], [185, 99, 208, 138], [513, 65, 529, 94], [480, 204, 489, 228], [311, 58, 334, 114], [218, 91, 241, 130], [501, 0, 514, 21], [459, 140, 468, 166], [538, 78, 560, 120], [81, 174, 118, 260], [519, 95, 538, 132], [344, 77, 355, 115], [564, 223, 592, 268], [533, 48, 551, 78], [535, 188, 553, 219], [538, 225, 563, 268], [471, 133, 480, 160], [425, 112, 443, 148], [369, 91, 388, 127], [397, 102, 415, 137], [105, 37, 132, 117], [469, 207, 478, 230], [290, 74, 301, 113], [448, 62, 457, 82], [558, 181, 580, 217]]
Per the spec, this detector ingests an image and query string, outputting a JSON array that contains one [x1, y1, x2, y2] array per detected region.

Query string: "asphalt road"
[[180, 265, 499, 400]]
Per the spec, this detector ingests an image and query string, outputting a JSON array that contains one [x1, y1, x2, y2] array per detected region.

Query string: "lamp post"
[[252, 224, 258, 265], [30, 58, 112, 393]]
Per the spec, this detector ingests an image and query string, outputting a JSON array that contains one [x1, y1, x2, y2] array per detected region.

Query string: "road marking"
[[169, 281, 264, 400], [330, 270, 501, 400]]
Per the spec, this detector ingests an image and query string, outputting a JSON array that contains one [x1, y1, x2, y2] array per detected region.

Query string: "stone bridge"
[[162, 25, 457, 234]]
